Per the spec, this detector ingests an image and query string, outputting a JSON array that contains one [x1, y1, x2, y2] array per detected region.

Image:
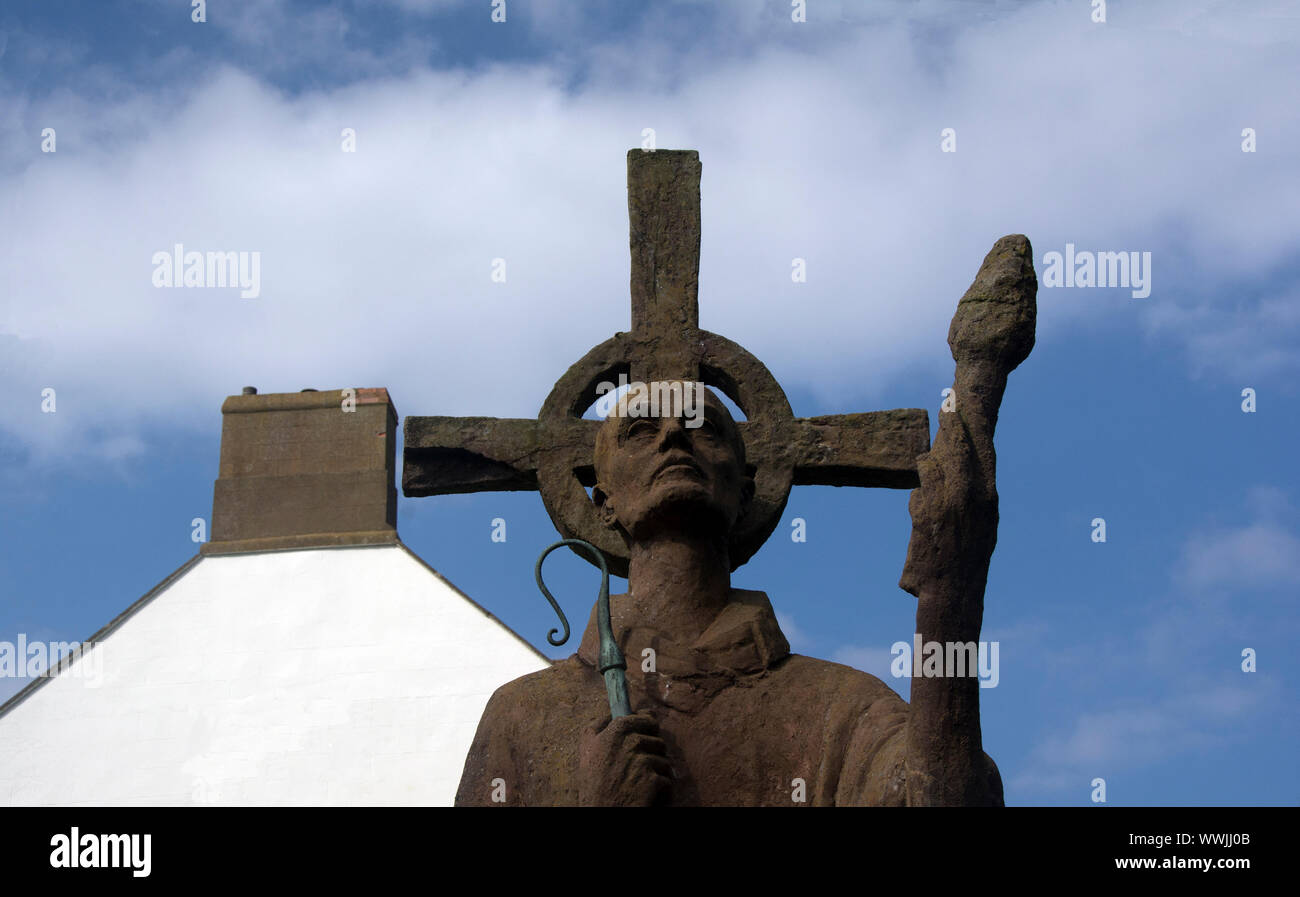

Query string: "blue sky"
[[1, 0, 1297, 806]]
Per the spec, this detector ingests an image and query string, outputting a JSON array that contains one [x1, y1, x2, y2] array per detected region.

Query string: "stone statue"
[[402, 150, 1036, 806]]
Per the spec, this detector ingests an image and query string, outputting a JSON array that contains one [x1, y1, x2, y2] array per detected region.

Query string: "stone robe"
[[455, 590, 1003, 806]]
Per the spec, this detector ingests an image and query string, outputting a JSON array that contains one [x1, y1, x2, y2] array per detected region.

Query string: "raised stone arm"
[[898, 235, 1037, 806]]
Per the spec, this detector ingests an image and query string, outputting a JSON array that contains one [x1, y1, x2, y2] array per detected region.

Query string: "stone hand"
[[946, 234, 1037, 375], [896, 235, 1035, 806], [578, 708, 673, 806]]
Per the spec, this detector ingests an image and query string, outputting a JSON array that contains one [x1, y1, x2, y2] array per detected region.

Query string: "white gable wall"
[[0, 545, 549, 806]]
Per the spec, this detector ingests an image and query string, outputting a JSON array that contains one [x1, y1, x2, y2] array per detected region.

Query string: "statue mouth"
[[653, 458, 704, 482]]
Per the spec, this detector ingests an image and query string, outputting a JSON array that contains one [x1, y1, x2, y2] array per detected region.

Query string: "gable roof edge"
[[0, 553, 204, 720], [394, 540, 553, 667]]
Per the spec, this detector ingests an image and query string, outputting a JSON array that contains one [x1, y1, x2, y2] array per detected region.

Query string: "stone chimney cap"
[[202, 387, 399, 556], [220, 387, 396, 416]]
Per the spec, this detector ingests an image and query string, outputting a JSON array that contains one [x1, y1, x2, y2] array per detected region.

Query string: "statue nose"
[[656, 417, 693, 451]]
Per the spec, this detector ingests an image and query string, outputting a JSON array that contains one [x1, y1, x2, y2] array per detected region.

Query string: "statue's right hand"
[[578, 709, 672, 806]]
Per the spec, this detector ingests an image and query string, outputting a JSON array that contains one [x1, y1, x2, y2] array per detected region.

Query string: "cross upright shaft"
[[627, 150, 702, 383]]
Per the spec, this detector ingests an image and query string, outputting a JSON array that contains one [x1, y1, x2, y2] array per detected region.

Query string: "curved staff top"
[[534, 538, 631, 719]]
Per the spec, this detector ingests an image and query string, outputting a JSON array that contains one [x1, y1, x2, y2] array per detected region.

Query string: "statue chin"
[[622, 490, 738, 544]]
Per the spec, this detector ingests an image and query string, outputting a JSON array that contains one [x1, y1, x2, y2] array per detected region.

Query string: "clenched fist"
[[578, 709, 673, 806]]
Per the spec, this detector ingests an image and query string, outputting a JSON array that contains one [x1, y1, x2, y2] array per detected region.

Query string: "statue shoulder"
[[456, 655, 598, 806], [486, 654, 597, 710], [773, 657, 909, 807], [777, 653, 909, 712]]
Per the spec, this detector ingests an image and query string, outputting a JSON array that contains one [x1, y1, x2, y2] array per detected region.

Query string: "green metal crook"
[[535, 539, 631, 719]]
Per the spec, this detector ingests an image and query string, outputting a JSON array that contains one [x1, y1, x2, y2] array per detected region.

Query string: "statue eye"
[[627, 419, 658, 439]]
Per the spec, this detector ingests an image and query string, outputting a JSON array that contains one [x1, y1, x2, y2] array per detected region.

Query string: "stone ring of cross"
[[533, 327, 803, 577], [402, 150, 931, 578]]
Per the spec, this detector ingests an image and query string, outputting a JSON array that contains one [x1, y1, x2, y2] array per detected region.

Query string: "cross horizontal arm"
[[402, 417, 543, 497], [742, 409, 930, 490], [402, 415, 602, 497]]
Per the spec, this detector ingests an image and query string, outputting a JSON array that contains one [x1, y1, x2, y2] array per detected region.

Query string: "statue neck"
[[624, 534, 733, 644]]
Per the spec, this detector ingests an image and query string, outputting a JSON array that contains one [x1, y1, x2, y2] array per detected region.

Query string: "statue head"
[[592, 382, 755, 551]]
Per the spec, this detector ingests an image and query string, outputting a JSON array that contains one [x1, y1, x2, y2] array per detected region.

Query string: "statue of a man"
[[455, 235, 1034, 806]]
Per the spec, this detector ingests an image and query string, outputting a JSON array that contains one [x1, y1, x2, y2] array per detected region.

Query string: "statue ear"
[[737, 466, 756, 523], [591, 483, 619, 529]]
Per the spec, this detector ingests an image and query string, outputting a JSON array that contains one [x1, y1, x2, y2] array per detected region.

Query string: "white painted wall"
[[0, 545, 549, 806]]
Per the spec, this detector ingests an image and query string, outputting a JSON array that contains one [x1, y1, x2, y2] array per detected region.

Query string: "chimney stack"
[[201, 388, 399, 555]]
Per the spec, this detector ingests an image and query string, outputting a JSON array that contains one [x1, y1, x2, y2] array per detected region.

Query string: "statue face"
[[593, 387, 753, 544]]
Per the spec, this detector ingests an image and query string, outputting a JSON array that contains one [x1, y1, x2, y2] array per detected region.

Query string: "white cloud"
[[1179, 522, 1300, 589], [1175, 488, 1300, 590], [830, 644, 897, 681], [1011, 682, 1270, 795], [362, 0, 470, 13], [2, 0, 1296, 466], [1012, 489, 1296, 798], [1142, 285, 1300, 380], [774, 611, 812, 652]]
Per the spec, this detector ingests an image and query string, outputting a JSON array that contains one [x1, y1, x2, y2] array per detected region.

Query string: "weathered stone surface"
[[628, 150, 701, 382], [404, 152, 1033, 805], [899, 233, 1036, 806], [403, 151, 928, 577], [456, 591, 933, 806], [455, 351, 1015, 805]]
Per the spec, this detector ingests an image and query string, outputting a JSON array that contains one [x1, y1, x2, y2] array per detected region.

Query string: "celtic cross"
[[402, 150, 930, 577]]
